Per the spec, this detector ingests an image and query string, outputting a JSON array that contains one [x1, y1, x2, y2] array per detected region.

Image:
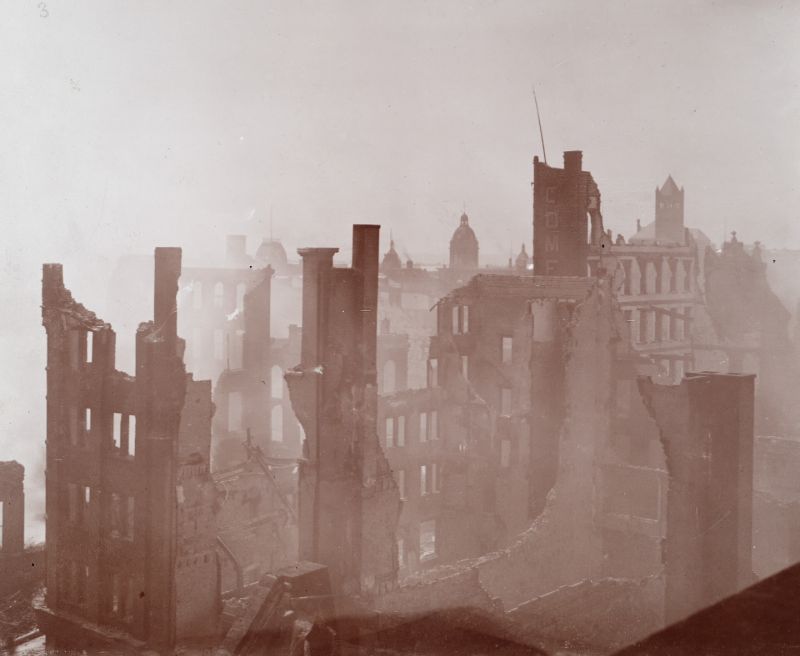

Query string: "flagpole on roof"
[[532, 85, 548, 165]]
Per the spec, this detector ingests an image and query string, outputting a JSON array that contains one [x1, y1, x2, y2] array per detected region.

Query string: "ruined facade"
[[40, 249, 219, 650], [640, 372, 755, 623], [180, 235, 304, 468], [430, 274, 597, 562], [287, 225, 401, 597], [378, 385, 443, 577]]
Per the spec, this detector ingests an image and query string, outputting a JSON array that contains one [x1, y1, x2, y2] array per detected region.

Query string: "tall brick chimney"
[[297, 248, 338, 369], [352, 225, 380, 385], [153, 247, 182, 348], [563, 150, 583, 174]]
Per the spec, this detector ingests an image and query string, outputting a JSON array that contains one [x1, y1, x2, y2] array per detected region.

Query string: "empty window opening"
[[236, 282, 246, 311], [85, 408, 92, 432], [397, 469, 406, 500], [228, 392, 243, 432], [501, 387, 512, 417], [112, 413, 122, 449], [271, 366, 284, 399], [502, 336, 513, 364], [382, 360, 396, 394], [385, 417, 394, 449], [271, 405, 283, 442], [420, 465, 428, 496], [129, 416, 137, 456], [420, 520, 436, 561], [397, 415, 406, 447], [229, 330, 244, 370], [213, 282, 224, 308], [419, 412, 428, 442], [639, 310, 648, 344], [111, 492, 135, 541], [68, 330, 80, 370], [86, 332, 94, 364], [428, 358, 438, 388]]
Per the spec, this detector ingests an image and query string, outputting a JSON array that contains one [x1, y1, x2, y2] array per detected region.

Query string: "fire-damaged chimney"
[[287, 225, 401, 600]]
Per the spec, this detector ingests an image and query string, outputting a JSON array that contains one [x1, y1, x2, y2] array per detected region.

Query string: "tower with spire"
[[655, 175, 685, 245]]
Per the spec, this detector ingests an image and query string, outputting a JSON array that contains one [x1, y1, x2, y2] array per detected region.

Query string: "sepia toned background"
[[1, 0, 798, 542]]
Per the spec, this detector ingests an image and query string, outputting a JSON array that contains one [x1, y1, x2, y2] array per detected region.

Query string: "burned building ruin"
[[22, 142, 800, 655], [39, 249, 219, 651]]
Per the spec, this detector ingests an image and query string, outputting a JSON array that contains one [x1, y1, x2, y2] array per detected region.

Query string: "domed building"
[[449, 212, 479, 271], [381, 239, 402, 273], [255, 238, 289, 273]]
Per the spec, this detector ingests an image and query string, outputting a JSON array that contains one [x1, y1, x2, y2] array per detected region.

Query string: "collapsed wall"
[[378, 277, 667, 649]]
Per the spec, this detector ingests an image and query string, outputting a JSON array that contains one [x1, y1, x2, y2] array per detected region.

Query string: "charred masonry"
[[28, 148, 800, 653]]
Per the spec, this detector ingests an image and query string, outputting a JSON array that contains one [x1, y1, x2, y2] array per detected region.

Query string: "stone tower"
[[655, 175, 685, 245]]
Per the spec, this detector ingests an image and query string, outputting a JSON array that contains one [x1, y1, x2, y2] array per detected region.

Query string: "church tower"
[[655, 175, 685, 245]]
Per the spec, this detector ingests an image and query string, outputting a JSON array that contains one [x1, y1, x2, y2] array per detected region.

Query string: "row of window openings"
[[621, 261, 693, 296], [626, 308, 690, 344], [69, 409, 137, 456], [394, 465, 440, 501], [66, 484, 134, 541], [397, 519, 436, 569], [384, 412, 438, 448], [60, 563, 135, 624], [190, 281, 247, 312], [428, 338, 514, 388]]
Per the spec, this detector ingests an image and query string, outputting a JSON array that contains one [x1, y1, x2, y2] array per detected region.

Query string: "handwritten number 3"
[[39, 3, 49, 18]]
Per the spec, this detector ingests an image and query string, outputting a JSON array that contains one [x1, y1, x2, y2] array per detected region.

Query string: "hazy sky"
[[1, 1, 798, 538]]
